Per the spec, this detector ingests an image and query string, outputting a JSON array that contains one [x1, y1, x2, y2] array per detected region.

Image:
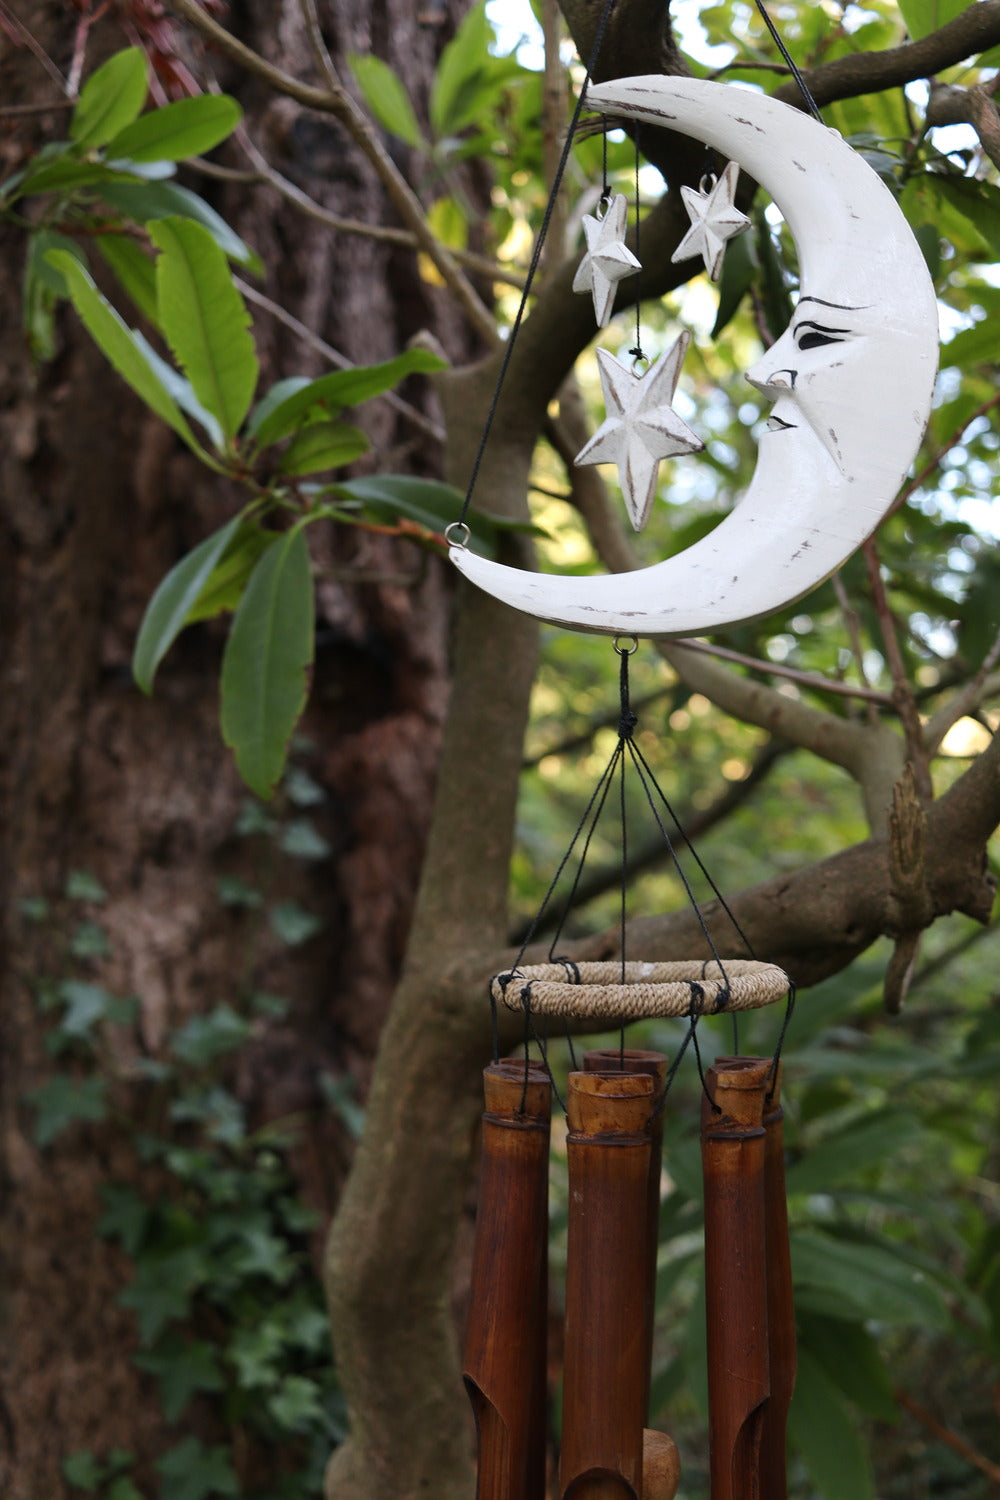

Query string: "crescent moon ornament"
[[449, 76, 939, 639]]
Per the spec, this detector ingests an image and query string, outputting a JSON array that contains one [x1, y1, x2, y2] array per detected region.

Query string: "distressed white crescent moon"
[[450, 76, 939, 637]]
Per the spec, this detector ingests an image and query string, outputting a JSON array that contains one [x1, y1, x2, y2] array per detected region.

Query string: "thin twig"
[[923, 630, 1000, 756], [891, 390, 1000, 517], [0, 1, 67, 91], [165, 0, 499, 344], [895, 1388, 1000, 1485], [862, 537, 932, 796], [190, 147, 526, 288], [233, 277, 445, 444], [671, 636, 894, 705]]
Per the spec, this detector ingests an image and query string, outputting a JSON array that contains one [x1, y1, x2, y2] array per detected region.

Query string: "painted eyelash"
[[795, 321, 849, 350]]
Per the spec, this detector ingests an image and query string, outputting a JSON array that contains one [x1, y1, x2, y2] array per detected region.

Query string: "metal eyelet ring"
[[613, 635, 639, 656], [445, 520, 470, 548]]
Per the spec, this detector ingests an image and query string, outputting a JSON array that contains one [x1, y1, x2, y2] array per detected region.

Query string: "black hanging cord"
[[753, 0, 823, 123], [453, 0, 619, 534]]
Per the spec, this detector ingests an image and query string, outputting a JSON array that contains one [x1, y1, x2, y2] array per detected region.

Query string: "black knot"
[[618, 709, 637, 740]]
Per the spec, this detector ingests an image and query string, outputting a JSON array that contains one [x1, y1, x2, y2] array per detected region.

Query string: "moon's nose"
[[746, 364, 797, 395]]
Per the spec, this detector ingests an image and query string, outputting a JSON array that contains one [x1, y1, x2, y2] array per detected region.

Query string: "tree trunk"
[[0, 2, 481, 1492]]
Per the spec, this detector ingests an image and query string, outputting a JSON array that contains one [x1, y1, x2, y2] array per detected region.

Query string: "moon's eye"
[[795, 322, 848, 351]]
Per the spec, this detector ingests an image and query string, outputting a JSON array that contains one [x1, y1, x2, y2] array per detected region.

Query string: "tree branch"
[[164, 0, 500, 344]]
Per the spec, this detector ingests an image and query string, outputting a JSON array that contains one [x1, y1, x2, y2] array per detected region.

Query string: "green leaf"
[[69, 920, 109, 958], [43, 250, 208, 457], [63, 1450, 104, 1490], [712, 226, 756, 339], [280, 818, 332, 860], [799, 1313, 898, 1423], [785, 1110, 923, 1194], [98, 181, 261, 271], [220, 528, 315, 799], [97, 1183, 151, 1257], [788, 1349, 874, 1500], [57, 980, 117, 1040], [155, 1437, 238, 1500], [24, 230, 84, 360], [133, 514, 245, 693], [267, 1374, 325, 1431], [278, 420, 369, 476], [183, 524, 278, 624], [29, 1075, 108, 1146], [149, 217, 258, 439], [792, 1229, 951, 1328], [65, 868, 107, 902], [348, 54, 423, 147], [118, 1249, 208, 1344], [70, 48, 149, 148], [269, 900, 323, 947], [94, 234, 158, 325], [133, 1336, 225, 1423], [170, 1005, 252, 1067], [897, 0, 968, 41], [104, 94, 242, 164], [248, 348, 446, 447]]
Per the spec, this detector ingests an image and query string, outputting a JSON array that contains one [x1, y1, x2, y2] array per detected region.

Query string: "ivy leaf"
[[29, 1075, 108, 1146], [269, 900, 323, 946], [104, 94, 242, 164], [133, 1336, 225, 1422], [43, 250, 211, 461], [133, 514, 245, 694], [155, 1437, 238, 1500], [348, 54, 424, 147], [149, 217, 259, 440], [70, 48, 149, 148], [220, 528, 315, 799]]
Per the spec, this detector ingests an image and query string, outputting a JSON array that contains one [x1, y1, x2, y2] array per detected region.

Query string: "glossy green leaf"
[[97, 180, 260, 270], [278, 421, 369, 476], [897, 0, 968, 41], [248, 348, 446, 446], [95, 234, 158, 324], [431, 1, 509, 138], [104, 94, 242, 164], [43, 250, 206, 456], [220, 528, 314, 799], [132, 331, 226, 449], [149, 217, 258, 439], [348, 54, 423, 147], [798, 1313, 898, 1423], [183, 523, 278, 623], [788, 1349, 874, 1500], [155, 1436, 238, 1500], [13, 156, 123, 197], [23, 230, 82, 360], [711, 225, 756, 339], [792, 1230, 951, 1328], [132, 514, 245, 693], [70, 47, 148, 147], [785, 1109, 923, 1194]]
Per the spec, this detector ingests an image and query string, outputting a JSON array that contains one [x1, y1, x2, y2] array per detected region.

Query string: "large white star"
[[574, 335, 703, 531], [671, 159, 750, 281], [572, 193, 641, 328]]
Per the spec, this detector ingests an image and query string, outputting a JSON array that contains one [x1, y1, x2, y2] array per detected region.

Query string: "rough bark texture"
[[0, 1, 482, 1493]]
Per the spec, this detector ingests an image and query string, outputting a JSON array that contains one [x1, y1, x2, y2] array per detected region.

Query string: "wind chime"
[[445, 6, 939, 1495]]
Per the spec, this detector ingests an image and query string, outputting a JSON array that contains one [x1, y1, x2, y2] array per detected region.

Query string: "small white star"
[[671, 160, 750, 281], [574, 335, 703, 531], [572, 193, 641, 328]]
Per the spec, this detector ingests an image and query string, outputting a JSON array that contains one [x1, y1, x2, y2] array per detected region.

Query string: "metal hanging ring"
[[445, 520, 470, 548], [613, 635, 639, 656]]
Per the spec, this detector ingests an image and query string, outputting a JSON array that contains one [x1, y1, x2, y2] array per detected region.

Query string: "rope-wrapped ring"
[[492, 959, 790, 1020]]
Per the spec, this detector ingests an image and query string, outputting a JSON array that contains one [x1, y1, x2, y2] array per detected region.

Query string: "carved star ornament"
[[572, 193, 641, 327], [672, 159, 750, 280], [575, 334, 703, 532]]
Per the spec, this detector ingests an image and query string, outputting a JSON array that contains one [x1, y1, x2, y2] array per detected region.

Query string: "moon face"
[[449, 76, 939, 638]]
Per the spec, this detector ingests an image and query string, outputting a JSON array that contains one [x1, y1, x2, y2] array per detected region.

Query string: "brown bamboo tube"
[[713, 1058, 796, 1498], [583, 1048, 669, 1426], [464, 1060, 552, 1500], [701, 1058, 771, 1500], [560, 1070, 655, 1500], [760, 1064, 796, 1500]]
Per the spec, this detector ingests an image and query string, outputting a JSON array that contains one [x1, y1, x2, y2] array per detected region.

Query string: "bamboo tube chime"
[[464, 964, 795, 1500]]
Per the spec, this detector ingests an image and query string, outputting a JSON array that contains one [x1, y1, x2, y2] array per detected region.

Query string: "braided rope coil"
[[492, 959, 790, 1020]]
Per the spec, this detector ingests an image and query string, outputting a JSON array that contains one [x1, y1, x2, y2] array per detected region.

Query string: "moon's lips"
[[450, 75, 939, 638]]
